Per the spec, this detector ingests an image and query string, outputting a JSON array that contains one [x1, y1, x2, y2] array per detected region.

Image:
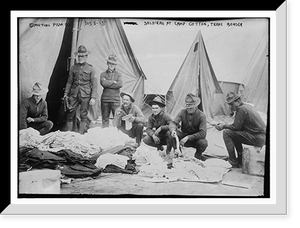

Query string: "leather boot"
[[64, 121, 73, 131], [237, 152, 243, 166], [227, 149, 239, 167]]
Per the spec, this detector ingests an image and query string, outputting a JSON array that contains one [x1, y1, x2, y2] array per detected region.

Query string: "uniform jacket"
[[169, 109, 207, 141], [224, 103, 266, 135], [100, 69, 123, 102], [145, 110, 172, 137], [19, 96, 49, 129], [64, 62, 97, 99], [113, 103, 146, 127]]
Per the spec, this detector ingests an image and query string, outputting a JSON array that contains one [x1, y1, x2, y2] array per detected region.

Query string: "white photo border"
[[5, 4, 287, 215]]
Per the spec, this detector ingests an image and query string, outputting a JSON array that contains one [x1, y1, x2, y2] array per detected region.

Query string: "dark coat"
[[145, 110, 172, 137], [169, 109, 207, 141], [64, 62, 97, 99], [19, 96, 49, 130], [100, 69, 123, 103]]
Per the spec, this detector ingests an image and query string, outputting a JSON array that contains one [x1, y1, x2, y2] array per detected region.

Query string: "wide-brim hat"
[[31, 82, 48, 95], [183, 93, 201, 109], [74, 45, 91, 56], [106, 54, 118, 65], [120, 92, 135, 102], [226, 92, 242, 104], [148, 96, 166, 107]]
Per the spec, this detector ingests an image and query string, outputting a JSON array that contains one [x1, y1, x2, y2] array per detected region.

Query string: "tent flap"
[[19, 18, 67, 102]]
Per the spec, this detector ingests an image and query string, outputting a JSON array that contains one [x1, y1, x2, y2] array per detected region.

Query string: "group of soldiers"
[[19, 45, 266, 168]]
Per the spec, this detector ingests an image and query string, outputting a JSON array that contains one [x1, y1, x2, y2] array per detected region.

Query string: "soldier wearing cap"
[[215, 92, 266, 167], [112, 92, 146, 146], [63, 45, 97, 134], [100, 54, 123, 128], [143, 96, 173, 151], [167, 93, 208, 159], [19, 82, 53, 135]]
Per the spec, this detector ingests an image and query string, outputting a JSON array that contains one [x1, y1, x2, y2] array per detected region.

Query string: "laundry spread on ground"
[[85, 127, 135, 151], [134, 143, 231, 183], [19, 127, 135, 158], [19, 127, 43, 148], [19, 127, 231, 184]]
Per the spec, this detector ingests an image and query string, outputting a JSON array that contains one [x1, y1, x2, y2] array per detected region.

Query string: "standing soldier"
[[63, 45, 97, 134], [100, 54, 123, 128]]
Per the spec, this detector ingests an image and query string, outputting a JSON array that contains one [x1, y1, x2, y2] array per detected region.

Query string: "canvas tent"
[[122, 18, 269, 118], [19, 18, 146, 129], [165, 30, 225, 121], [216, 28, 268, 114], [242, 30, 269, 113], [202, 19, 269, 115], [19, 18, 67, 102]]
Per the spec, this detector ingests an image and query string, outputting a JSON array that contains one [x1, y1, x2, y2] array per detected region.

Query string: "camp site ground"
[[17, 17, 269, 197]]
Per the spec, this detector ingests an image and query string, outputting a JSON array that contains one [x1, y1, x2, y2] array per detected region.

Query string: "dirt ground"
[[60, 168, 264, 196], [60, 121, 266, 197]]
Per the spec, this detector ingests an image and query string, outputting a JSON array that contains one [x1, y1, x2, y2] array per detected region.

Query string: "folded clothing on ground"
[[19, 148, 102, 178]]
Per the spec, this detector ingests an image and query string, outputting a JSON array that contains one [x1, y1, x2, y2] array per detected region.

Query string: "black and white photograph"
[[5, 6, 288, 216]]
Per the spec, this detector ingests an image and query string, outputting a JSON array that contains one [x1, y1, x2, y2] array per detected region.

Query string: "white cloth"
[[19, 127, 136, 158], [19, 128, 42, 148], [95, 153, 128, 169], [37, 130, 100, 157], [132, 143, 163, 166], [138, 157, 230, 183], [84, 127, 134, 151]]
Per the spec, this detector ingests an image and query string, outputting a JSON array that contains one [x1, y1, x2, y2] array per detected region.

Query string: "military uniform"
[[100, 54, 123, 128], [143, 110, 172, 150], [64, 62, 97, 133]]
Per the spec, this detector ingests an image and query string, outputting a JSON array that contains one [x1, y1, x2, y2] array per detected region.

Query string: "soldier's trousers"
[[65, 93, 90, 133], [223, 129, 266, 165], [166, 130, 208, 160]]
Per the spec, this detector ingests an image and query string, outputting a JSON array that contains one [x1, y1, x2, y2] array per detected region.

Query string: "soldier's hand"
[[154, 127, 161, 136], [62, 94, 68, 100], [116, 110, 125, 117], [171, 130, 177, 138], [180, 136, 189, 146], [152, 135, 160, 144], [215, 123, 225, 131], [27, 117, 34, 123], [89, 98, 96, 106], [128, 116, 135, 123]]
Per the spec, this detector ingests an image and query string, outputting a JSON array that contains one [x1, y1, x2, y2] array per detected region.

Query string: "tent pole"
[[69, 18, 79, 70]]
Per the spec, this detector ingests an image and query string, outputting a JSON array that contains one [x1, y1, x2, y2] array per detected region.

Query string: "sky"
[[121, 18, 268, 94]]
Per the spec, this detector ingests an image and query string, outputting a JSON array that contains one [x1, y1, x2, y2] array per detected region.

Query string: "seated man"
[[112, 92, 146, 146], [215, 92, 266, 167], [19, 82, 53, 135], [167, 93, 208, 160], [143, 96, 172, 151]]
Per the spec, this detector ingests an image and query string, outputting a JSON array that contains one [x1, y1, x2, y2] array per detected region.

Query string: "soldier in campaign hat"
[[63, 45, 97, 134], [143, 96, 173, 151], [19, 82, 53, 135], [215, 92, 266, 167], [167, 93, 208, 160], [112, 92, 145, 146], [100, 54, 123, 128]]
